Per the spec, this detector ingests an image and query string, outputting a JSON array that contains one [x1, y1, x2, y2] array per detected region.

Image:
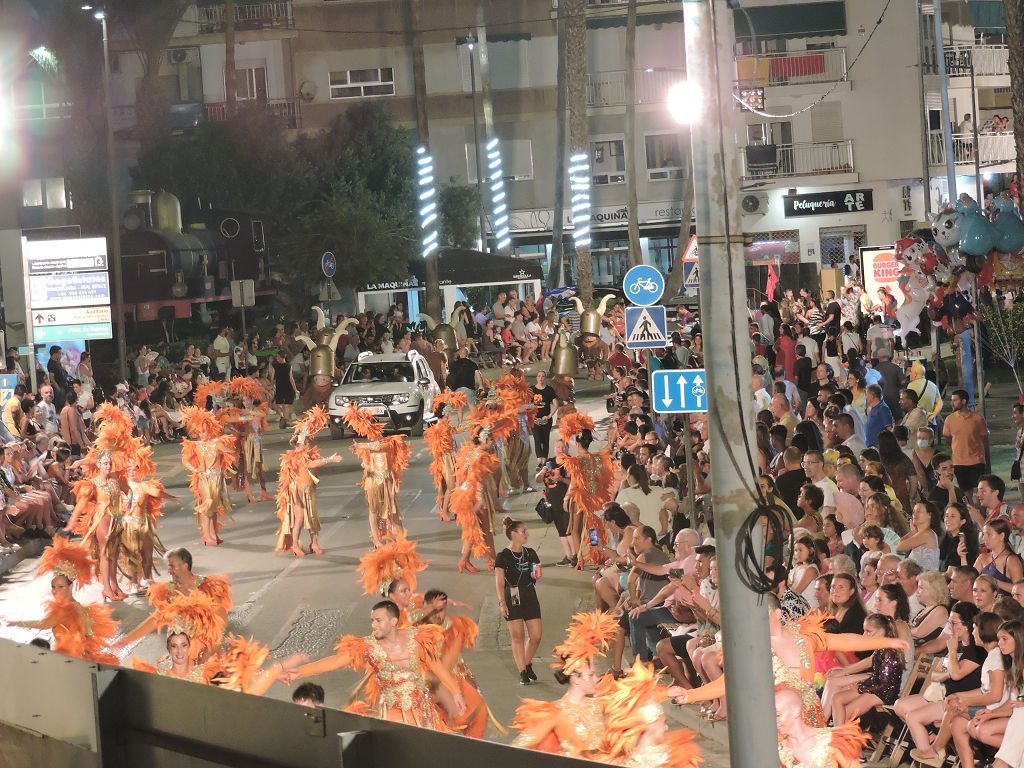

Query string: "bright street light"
[[666, 80, 702, 125]]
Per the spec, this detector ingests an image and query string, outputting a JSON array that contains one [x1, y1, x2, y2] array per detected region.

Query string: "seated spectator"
[[911, 571, 950, 649], [975, 519, 1024, 596], [897, 501, 942, 572], [826, 613, 904, 725], [941, 503, 980, 572]]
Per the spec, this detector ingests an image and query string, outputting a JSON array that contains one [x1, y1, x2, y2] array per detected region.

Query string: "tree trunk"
[[1007, 0, 1024, 212], [548, 3, 569, 290], [225, 0, 236, 119], [663, 130, 694, 300], [476, 0, 507, 256], [407, 0, 442, 319], [624, 0, 642, 268], [564, 0, 591, 304]]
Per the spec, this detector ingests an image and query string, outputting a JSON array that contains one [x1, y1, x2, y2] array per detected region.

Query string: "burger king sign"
[[860, 245, 899, 304]]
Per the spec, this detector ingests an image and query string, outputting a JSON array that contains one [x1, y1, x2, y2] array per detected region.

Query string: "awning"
[[969, 1, 1005, 31], [587, 10, 683, 30], [734, 1, 846, 40], [359, 248, 543, 293]]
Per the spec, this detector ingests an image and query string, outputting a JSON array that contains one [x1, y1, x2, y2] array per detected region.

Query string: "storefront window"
[[648, 236, 679, 275]]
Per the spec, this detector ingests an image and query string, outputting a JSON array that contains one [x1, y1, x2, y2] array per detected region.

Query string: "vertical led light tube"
[[485, 137, 510, 249], [416, 146, 438, 258], [568, 152, 591, 248]]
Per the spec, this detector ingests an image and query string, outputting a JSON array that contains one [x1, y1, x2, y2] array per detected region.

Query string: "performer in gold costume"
[[229, 377, 273, 503], [180, 406, 237, 547], [776, 685, 868, 768], [557, 412, 614, 570], [121, 446, 169, 594], [424, 391, 467, 522], [68, 450, 126, 602]]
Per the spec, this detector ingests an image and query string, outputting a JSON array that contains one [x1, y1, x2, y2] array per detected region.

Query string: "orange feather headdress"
[[228, 376, 264, 402], [342, 403, 384, 441], [552, 610, 620, 675], [194, 380, 228, 408], [432, 390, 468, 411], [293, 405, 330, 444], [180, 406, 223, 440], [356, 531, 428, 596], [37, 539, 95, 585], [210, 634, 271, 693], [151, 591, 226, 662], [126, 442, 156, 477], [599, 660, 674, 760], [558, 411, 595, 443]]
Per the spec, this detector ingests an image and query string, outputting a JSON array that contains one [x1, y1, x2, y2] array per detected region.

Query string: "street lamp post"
[[95, 8, 128, 381], [466, 37, 487, 250]]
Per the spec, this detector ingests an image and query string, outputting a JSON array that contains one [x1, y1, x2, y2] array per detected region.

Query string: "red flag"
[[765, 264, 779, 301]]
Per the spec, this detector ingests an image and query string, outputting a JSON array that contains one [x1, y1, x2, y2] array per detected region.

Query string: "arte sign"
[[783, 190, 873, 218]]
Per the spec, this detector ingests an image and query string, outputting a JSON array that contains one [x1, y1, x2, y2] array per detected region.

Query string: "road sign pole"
[[684, 1, 776, 764], [683, 412, 697, 526]]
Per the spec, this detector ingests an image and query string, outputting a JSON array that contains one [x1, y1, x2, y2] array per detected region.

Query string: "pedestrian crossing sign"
[[625, 305, 668, 349], [683, 261, 700, 289]]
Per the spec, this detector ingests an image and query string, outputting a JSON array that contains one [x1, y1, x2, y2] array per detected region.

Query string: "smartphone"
[[668, 568, 685, 579], [589, 529, 599, 547]]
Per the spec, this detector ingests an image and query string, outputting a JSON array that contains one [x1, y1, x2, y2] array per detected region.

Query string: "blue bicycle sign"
[[622, 265, 665, 306]]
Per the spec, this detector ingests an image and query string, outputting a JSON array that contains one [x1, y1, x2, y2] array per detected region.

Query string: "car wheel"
[[408, 406, 424, 437], [329, 422, 345, 440]]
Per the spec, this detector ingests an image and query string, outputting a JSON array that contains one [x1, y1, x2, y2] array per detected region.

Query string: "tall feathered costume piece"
[[356, 531, 428, 596], [37, 538, 95, 585], [180, 406, 237, 538], [228, 376, 264, 402], [151, 590, 227, 664], [552, 610, 620, 675], [274, 406, 331, 551]]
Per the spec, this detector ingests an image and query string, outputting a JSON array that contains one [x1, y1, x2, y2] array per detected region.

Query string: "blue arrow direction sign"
[[622, 264, 665, 306], [651, 368, 708, 414], [625, 305, 668, 349]]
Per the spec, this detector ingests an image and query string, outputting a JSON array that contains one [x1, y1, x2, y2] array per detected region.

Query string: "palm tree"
[[224, 0, 236, 119], [564, 0, 592, 304], [547, 4, 569, 289], [624, 0, 643, 269], [1006, 0, 1024, 211]]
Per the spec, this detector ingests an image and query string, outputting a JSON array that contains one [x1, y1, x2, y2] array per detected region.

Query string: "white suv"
[[328, 351, 440, 439]]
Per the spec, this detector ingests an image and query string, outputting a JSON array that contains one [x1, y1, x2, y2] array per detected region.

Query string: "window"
[[329, 68, 395, 99], [236, 67, 268, 101], [466, 138, 534, 182], [645, 134, 685, 180], [819, 225, 865, 268], [21, 178, 66, 209], [591, 139, 625, 185], [12, 80, 69, 120], [648, 236, 679, 275]]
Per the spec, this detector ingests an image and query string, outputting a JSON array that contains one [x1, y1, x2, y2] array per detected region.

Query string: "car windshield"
[[344, 362, 414, 384]]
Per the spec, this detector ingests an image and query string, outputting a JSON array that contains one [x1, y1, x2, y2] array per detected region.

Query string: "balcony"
[[742, 140, 854, 181], [926, 44, 1009, 77], [927, 131, 1014, 167], [586, 68, 685, 107], [206, 98, 300, 128], [194, 1, 293, 33], [735, 48, 847, 88]]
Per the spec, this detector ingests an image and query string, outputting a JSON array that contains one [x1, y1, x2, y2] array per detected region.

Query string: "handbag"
[[534, 496, 554, 524], [922, 681, 946, 703]]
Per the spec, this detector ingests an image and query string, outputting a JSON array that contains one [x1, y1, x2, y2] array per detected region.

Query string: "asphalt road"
[[0, 386, 730, 765]]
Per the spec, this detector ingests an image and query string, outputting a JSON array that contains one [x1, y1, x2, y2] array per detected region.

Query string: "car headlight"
[[335, 396, 349, 406], [393, 393, 410, 405]]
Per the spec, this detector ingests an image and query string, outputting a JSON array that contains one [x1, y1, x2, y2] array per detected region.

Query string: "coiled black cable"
[[734, 501, 793, 595]]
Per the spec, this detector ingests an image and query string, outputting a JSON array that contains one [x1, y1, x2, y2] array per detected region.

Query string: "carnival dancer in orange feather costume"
[[491, 371, 536, 494], [291, 598, 467, 729], [229, 376, 273, 504], [775, 685, 868, 768], [511, 610, 619, 757], [342, 404, 410, 549], [180, 406, 237, 546], [557, 412, 614, 570], [8, 539, 119, 664], [424, 390, 467, 522], [356, 530, 428, 608], [599, 659, 701, 768], [121, 445, 171, 594], [451, 425, 504, 573], [275, 406, 340, 557]]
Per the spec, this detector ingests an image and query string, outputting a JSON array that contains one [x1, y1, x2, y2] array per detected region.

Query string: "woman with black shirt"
[[272, 351, 298, 428], [494, 517, 543, 685], [940, 503, 979, 572], [536, 462, 574, 566], [829, 573, 867, 665]]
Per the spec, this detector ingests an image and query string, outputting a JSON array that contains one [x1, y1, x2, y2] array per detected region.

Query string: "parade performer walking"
[[342, 404, 410, 549], [180, 406, 237, 546], [511, 610, 619, 757], [558, 413, 614, 570], [8, 539, 119, 663], [122, 446, 170, 594], [291, 599, 467, 729], [275, 406, 340, 557], [229, 377, 272, 503], [451, 424, 504, 573], [493, 372, 536, 494], [424, 391, 467, 522], [356, 530, 429, 606]]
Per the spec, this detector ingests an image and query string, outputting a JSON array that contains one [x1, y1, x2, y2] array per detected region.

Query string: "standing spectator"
[[2, 385, 26, 436], [530, 370, 558, 464], [803, 449, 839, 517], [770, 393, 799, 441], [943, 389, 988, 501], [46, 346, 69, 395], [36, 385, 58, 435], [491, 291, 508, 323], [211, 327, 233, 381], [899, 389, 929, 434], [59, 391, 89, 456], [864, 384, 894, 448], [134, 345, 151, 386], [873, 347, 904, 416], [272, 350, 298, 428], [494, 518, 542, 685], [822, 290, 842, 338], [1012, 404, 1024, 501], [447, 345, 483, 405]]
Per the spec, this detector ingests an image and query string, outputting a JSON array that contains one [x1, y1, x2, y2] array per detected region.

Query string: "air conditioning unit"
[[741, 192, 769, 215], [167, 48, 198, 66]]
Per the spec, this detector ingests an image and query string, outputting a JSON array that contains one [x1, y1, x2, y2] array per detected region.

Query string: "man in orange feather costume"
[[341, 404, 410, 549]]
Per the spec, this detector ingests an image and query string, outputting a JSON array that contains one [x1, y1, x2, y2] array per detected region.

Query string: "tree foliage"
[[133, 101, 418, 297], [438, 185, 481, 249], [978, 297, 1024, 393]]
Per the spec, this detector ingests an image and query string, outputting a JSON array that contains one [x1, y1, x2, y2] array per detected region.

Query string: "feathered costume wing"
[[446, 614, 479, 650], [450, 443, 501, 559], [341, 404, 384, 441], [552, 610, 620, 675], [558, 412, 595, 443], [45, 600, 120, 665], [356, 531, 428, 595], [293, 405, 329, 443], [193, 381, 228, 409], [209, 634, 270, 693], [510, 699, 569, 754], [146, 574, 232, 616], [37, 538, 96, 585], [228, 376, 265, 402]]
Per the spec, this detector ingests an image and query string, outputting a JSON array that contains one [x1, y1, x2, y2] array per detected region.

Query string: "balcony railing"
[[742, 139, 854, 180], [195, 1, 293, 33], [13, 101, 72, 121], [925, 44, 1009, 76], [735, 48, 847, 88], [586, 68, 685, 107], [928, 131, 1014, 166], [206, 97, 300, 128]]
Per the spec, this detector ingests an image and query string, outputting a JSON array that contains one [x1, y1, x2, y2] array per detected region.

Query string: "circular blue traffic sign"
[[322, 251, 337, 278], [622, 264, 665, 306]]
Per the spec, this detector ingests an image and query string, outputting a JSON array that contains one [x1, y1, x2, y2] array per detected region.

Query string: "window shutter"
[[811, 101, 843, 142]]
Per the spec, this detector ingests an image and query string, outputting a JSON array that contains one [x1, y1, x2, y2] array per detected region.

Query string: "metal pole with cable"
[[682, 1, 776, 765], [467, 38, 488, 250], [933, 0, 958, 201], [98, 10, 127, 381]]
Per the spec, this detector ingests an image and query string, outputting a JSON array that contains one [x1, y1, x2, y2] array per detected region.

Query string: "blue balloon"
[[955, 197, 997, 257], [991, 196, 1024, 254]]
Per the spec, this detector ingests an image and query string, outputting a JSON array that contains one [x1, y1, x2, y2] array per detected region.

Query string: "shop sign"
[[859, 245, 899, 300], [783, 190, 873, 218]]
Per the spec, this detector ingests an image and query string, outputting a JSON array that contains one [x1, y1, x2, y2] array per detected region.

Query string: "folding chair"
[[869, 655, 934, 766]]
